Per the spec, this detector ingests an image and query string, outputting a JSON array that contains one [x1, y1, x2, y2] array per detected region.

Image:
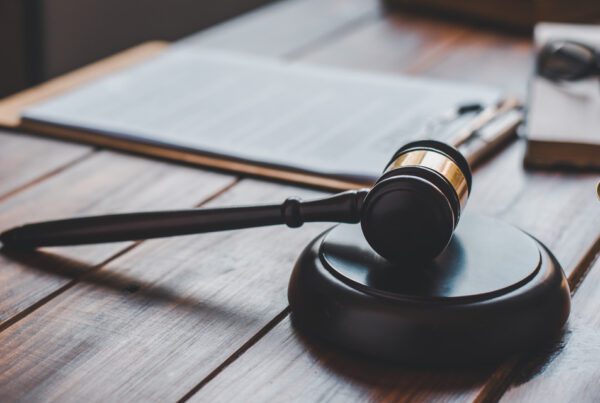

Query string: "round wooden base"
[[288, 214, 571, 365]]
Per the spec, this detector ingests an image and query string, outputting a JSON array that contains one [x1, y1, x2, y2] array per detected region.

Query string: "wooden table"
[[0, 0, 599, 401]]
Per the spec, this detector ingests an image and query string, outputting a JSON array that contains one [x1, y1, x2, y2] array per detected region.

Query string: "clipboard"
[[0, 41, 523, 191]]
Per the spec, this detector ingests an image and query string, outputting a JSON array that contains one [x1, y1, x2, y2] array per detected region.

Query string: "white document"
[[24, 48, 500, 182]]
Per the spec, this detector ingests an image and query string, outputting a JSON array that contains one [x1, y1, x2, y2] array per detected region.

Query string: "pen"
[[449, 96, 522, 148]]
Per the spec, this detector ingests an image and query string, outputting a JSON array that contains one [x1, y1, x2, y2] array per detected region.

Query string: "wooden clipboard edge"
[[20, 119, 367, 191], [0, 41, 168, 128]]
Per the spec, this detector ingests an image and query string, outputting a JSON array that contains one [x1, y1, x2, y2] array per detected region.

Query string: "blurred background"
[[0, 0, 275, 97], [1, 0, 598, 98]]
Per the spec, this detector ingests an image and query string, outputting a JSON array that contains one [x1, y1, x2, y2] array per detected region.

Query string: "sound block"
[[288, 214, 570, 365]]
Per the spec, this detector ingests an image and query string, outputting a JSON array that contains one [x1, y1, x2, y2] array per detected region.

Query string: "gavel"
[[0, 140, 471, 262]]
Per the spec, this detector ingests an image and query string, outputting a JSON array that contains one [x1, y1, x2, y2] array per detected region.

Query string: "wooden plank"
[[302, 12, 531, 96], [185, 141, 600, 402], [300, 13, 466, 73], [0, 0, 380, 336], [468, 142, 600, 278], [419, 30, 532, 98], [0, 129, 91, 200], [471, 150, 600, 401], [0, 180, 334, 401], [0, 4, 595, 403], [197, 315, 492, 402], [180, 0, 380, 57], [268, 10, 592, 403], [0, 151, 235, 328], [187, 12, 597, 402], [178, 16, 597, 402], [0, 3, 384, 400], [499, 258, 600, 402]]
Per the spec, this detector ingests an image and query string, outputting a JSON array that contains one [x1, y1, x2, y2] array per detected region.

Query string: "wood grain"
[[181, 9, 598, 403], [0, 180, 334, 402], [196, 315, 493, 403], [0, 0, 384, 339], [0, 1, 597, 402], [420, 29, 532, 97], [181, 0, 380, 57], [0, 130, 91, 199], [300, 13, 466, 73], [302, 13, 531, 96], [184, 140, 600, 402], [469, 141, 600, 278], [0, 151, 235, 328], [499, 258, 600, 402]]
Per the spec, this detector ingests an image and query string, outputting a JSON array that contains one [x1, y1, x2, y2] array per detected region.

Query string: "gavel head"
[[361, 140, 472, 261]]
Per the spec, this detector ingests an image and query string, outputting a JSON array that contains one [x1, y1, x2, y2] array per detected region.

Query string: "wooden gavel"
[[0, 140, 471, 262]]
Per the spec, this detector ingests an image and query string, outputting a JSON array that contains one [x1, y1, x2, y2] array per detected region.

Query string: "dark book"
[[383, 0, 600, 31], [525, 23, 600, 170]]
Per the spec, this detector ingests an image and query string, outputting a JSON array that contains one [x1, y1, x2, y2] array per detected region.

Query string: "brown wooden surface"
[[301, 13, 532, 96], [194, 142, 600, 403], [0, 180, 330, 401], [0, 0, 598, 402], [0, 129, 91, 200], [0, 151, 235, 329], [501, 259, 600, 402]]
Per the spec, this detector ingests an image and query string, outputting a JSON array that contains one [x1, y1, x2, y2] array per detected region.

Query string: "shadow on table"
[[1, 247, 257, 325], [286, 310, 570, 396], [289, 323, 494, 395]]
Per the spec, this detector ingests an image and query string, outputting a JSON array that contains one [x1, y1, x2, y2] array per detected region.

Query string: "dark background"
[[0, 0, 276, 98]]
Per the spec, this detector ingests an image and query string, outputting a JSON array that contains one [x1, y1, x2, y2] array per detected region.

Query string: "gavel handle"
[[0, 189, 368, 249]]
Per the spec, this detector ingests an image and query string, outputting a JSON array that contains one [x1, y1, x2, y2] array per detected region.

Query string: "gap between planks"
[[0, 177, 242, 335], [172, 155, 600, 403], [473, 240, 600, 403], [0, 147, 97, 204], [167, 11, 541, 402], [177, 307, 292, 403], [0, 0, 387, 375], [0, 0, 381, 333], [1, 3, 586, 401], [0, 0, 389, 331]]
